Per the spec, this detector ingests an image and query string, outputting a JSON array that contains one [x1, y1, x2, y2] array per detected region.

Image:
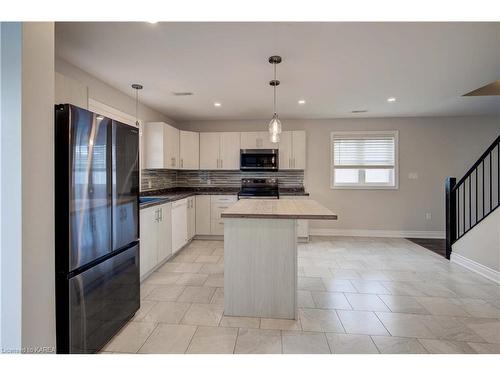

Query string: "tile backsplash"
[[142, 169, 304, 191]]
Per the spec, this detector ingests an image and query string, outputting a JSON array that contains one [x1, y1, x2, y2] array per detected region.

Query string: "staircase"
[[445, 134, 500, 260]]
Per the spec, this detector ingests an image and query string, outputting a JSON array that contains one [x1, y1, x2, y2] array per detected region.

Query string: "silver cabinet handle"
[[171, 157, 175, 167], [220, 159, 223, 168], [160, 208, 163, 221]]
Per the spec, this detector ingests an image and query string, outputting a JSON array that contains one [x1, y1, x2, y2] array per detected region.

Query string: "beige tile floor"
[[102, 236, 500, 354]]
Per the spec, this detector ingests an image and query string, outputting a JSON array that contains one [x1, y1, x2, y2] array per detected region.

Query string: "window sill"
[[331, 185, 399, 190]]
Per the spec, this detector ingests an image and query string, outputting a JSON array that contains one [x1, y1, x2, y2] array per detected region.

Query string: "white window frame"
[[330, 130, 399, 190]]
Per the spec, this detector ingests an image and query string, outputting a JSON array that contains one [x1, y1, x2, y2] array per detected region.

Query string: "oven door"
[[240, 149, 279, 171]]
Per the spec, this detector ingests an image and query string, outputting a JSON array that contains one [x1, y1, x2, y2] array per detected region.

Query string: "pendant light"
[[268, 55, 282, 143], [131, 83, 143, 132]]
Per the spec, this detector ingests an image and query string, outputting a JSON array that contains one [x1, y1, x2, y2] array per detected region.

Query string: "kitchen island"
[[221, 199, 337, 319]]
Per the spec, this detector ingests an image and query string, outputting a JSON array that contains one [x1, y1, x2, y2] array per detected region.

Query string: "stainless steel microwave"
[[240, 149, 279, 171]]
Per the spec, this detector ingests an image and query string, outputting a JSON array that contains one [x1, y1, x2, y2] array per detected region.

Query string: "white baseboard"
[[451, 253, 500, 284], [309, 228, 445, 239]]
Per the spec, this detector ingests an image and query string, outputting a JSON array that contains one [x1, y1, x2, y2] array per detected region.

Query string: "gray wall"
[[1, 22, 23, 352], [1, 22, 56, 352], [453, 208, 500, 274], [21, 22, 56, 351], [180, 116, 500, 234]]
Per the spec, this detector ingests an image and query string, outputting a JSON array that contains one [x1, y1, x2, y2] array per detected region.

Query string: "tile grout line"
[[184, 325, 200, 354], [135, 322, 160, 354]]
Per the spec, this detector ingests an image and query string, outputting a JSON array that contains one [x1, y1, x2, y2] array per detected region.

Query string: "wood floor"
[[101, 236, 500, 354], [406, 238, 447, 258]]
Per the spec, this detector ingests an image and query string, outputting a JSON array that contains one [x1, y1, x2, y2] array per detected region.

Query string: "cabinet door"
[[187, 197, 196, 240], [171, 199, 188, 253], [240, 132, 260, 149], [292, 131, 306, 169], [144, 123, 165, 169], [139, 206, 158, 278], [278, 131, 292, 169], [220, 132, 241, 170], [199, 132, 220, 169], [157, 203, 172, 263], [195, 195, 211, 235], [180, 131, 199, 170], [260, 131, 276, 149], [164, 124, 179, 169]]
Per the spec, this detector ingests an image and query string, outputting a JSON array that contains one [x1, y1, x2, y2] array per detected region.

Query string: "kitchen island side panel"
[[224, 218, 297, 319]]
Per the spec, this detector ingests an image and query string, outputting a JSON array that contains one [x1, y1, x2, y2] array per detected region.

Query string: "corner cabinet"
[[144, 122, 180, 169], [278, 131, 306, 170], [200, 132, 240, 170], [179, 131, 200, 169], [139, 203, 172, 279]]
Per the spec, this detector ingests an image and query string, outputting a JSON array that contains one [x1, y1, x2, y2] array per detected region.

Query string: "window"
[[331, 131, 398, 189]]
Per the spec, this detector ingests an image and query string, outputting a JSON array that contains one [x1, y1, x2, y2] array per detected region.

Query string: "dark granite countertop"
[[139, 187, 309, 209]]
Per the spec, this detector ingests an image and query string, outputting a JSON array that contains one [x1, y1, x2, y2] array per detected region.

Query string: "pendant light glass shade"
[[268, 113, 282, 135], [270, 131, 280, 143]]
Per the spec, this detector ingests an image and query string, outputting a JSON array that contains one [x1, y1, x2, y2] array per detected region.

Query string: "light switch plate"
[[408, 172, 418, 179]]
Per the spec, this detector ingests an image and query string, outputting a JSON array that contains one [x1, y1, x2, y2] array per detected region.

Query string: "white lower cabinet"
[[139, 202, 172, 279], [211, 195, 237, 235], [195, 195, 211, 235], [195, 194, 237, 236], [172, 198, 188, 254]]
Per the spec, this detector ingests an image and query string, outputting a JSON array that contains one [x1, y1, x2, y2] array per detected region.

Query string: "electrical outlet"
[[409, 172, 418, 180], [148, 180, 152, 189], [425, 212, 432, 220]]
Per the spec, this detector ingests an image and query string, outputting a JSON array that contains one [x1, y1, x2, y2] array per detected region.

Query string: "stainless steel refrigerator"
[[55, 104, 140, 353]]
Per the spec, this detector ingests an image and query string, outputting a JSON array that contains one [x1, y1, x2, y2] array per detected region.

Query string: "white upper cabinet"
[[220, 132, 241, 169], [200, 132, 240, 170], [165, 124, 180, 169], [240, 131, 275, 150], [144, 122, 180, 169], [278, 131, 306, 169], [200, 132, 220, 169], [179, 130, 200, 169]]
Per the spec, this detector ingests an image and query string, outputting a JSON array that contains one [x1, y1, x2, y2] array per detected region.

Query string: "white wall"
[[180, 116, 500, 236], [452, 208, 500, 282]]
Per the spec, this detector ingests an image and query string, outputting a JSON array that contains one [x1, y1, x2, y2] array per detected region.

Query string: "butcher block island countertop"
[[221, 199, 337, 220]]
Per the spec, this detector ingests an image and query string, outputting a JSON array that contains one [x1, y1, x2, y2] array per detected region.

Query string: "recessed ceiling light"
[[298, 99, 306, 105], [387, 97, 396, 102], [214, 102, 222, 107], [147, 21, 158, 24]]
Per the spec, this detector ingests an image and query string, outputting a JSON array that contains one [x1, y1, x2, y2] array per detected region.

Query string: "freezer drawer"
[[66, 244, 139, 353]]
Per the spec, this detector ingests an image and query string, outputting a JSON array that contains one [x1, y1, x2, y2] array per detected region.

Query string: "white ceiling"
[[55, 22, 500, 122]]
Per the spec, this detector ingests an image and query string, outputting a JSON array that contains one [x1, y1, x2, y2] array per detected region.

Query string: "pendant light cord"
[[273, 63, 277, 116], [135, 89, 139, 126]]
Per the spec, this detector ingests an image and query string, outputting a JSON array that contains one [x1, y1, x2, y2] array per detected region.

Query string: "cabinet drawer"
[[210, 219, 224, 235], [211, 204, 232, 220], [211, 195, 237, 204]]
